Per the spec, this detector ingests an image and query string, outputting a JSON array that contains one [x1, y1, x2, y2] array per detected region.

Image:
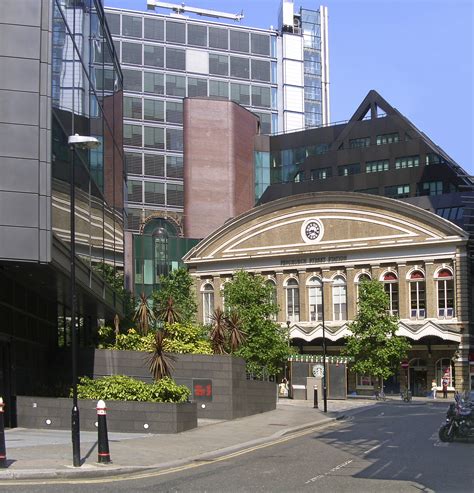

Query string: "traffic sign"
[[401, 361, 409, 368]]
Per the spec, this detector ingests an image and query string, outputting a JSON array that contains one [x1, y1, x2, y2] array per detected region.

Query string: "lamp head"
[[68, 133, 100, 149]]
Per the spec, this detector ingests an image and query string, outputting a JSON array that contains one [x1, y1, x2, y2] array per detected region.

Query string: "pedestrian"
[[442, 376, 449, 398], [431, 379, 437, 399]]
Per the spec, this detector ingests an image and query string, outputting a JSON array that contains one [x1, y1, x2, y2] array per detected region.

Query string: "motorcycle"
[[438, 392, 474, 442]]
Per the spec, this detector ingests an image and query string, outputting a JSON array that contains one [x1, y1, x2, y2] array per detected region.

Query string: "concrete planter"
[[74, 349, 277, 420], [16, 396, 197, 433]]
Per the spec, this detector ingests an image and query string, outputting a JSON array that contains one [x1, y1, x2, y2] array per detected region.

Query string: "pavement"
[[0, 395, 450, 481]]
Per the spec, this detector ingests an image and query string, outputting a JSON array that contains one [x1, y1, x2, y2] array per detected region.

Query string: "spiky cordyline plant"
[[210, 307, 227, 354], [147, 329, 176, 381], [134, 292, 155, 335], [156, 296, 181, 325], [226, 311, 246, 352]]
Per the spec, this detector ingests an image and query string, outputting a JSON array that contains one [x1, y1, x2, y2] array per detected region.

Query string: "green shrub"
[[114, 329, 154, 351], [96, 326, 115, 349], [75, 375, 190, 403], [163, 322, 212, 354]]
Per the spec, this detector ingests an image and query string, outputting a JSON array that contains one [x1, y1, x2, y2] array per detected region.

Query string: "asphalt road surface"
[[2, 401, 473, 493]]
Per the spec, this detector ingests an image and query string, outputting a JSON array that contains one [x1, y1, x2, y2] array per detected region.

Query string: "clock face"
[[305, 221, 321, 241], [312, 364, 324, 377], [301, 218, 324, 243]]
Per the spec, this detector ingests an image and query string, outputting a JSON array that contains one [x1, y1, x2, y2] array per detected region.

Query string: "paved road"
[[2, 402, 472, 492]]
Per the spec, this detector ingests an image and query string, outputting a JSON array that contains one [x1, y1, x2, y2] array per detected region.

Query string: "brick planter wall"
[[16, 396, 197, 433]]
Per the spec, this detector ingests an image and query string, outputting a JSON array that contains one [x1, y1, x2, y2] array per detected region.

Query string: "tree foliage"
[[223, 271, 292, 377], [152, 268, 197, 324], [342, 279, 411, 385]]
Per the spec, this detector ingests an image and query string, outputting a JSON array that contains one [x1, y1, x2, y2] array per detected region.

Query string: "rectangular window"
[[124, 96, 142, 120], [144, 44, 164, 67], [166, 74, 186, 97], [123, 69, 142, 92], [144, 71, 164, 95], [426, 153, 446, 165], [366, 159, 389, 173], [251, 86, 271, 108], [144, 154, 165, 177], [122, 42, 142, 64], [209, 27, 228, 49], [144, 181, 165, 205], [419, 181, 443, 196], [95, 68, 115, 91], [105, 13, 120, 35], [385, 184, 410, 198], [125, 152, 142, 175], [143, 99, 164, 122], [123, 124, 142, 147], [166, 101, 183, 124], [395, 155, 419, 169], [251, 59, 271, 82], [144, 18, 164, 41], [166, 47, 186, 70], [209, 54, 228, 76], [122, 15, 142, 38], [230, 56, 249, 79], [230, 30, 249, 52], [188, 77, 208, 97], [356, 375, 377, 388], [338, 163, 360, 176], [209, 80, 228, 98], [167, 155, 183, 178], [311, 167, 332, 180], [349, 137, 370, 149], [127, 180, 143, 203], [251, 33, 270, 56], [167, 183, 184, 206], [144, 126, 164, 149], [166, 128, 183, 151], [255, 112, 271, 134], [188, 24, 207, 47], [231, 83, 250, 105], [166, 20, 185, 43], [376, 133, 399, 145]]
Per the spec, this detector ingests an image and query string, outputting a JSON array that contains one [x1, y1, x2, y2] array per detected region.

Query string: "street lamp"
[[67, 133, 100, 467], [319, 278, 330, 413]]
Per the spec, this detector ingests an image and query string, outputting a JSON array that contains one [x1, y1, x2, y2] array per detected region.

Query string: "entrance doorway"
[[409, 358, 428, 397], [0, 341, 15, 427]]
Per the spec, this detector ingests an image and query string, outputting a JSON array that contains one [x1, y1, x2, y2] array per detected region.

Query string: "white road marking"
[[305, 460, 353, 484], [364, 439, 390, 455]]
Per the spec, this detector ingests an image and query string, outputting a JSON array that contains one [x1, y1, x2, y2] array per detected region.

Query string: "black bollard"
[[0, 397, 6, 468], [97, 400, 111, 464], [313, 385, 318, 409]]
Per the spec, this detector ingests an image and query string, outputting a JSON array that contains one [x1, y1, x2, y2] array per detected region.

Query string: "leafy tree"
[[152, 268, 197, 324], [223, 271, 292, 377], [163, 322, 212, 354], [342, 279, 411, 389], [226, 311, 246, 352]]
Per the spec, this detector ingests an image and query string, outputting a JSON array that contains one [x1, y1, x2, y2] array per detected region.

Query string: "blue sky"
[[105, 0, 473, 172]]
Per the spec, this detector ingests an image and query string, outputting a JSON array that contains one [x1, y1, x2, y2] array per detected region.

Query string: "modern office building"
[[0, 0, 124, 425], [103, 0, 329, 294]]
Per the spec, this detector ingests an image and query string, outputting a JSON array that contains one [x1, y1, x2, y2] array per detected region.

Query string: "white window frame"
[[332, 275, 347, 321], [285, 278, 300, 323], [307, 277, 323, 322], [436, 269, 454, 319], [409, 271, 426, 319], [202, 283, 214, 325]]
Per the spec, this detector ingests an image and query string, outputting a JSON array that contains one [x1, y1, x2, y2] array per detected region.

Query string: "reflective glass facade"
[[52, 0, 124, 272]]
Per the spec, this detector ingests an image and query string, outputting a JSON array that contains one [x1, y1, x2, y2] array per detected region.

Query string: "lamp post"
[[67, 133, 100, 467], [320, 279, 328, 413]]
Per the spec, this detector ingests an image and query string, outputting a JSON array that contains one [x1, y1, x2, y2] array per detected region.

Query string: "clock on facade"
[[301, 218, 324, 243], [312, 364, 324, 377]]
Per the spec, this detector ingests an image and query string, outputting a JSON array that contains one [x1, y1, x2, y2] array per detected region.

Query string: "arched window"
[[435, 358, 454, 388], [307, 277, 323, 322], [266, 279, 277, 320], [356, 273, 371, 306], [436, 269, 454, 318], [332, 275, 347, 321], [382, 272, 399, 316], [202, 283, 214, 325], [409, 270, 426, 319], [285, 278, 300, 322]]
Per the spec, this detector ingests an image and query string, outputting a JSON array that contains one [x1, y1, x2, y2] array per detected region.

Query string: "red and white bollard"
[[0, 397, 6, 468], [96, 399, 111, 464]]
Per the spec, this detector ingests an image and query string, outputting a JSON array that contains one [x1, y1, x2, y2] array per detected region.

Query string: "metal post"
[[0, 397, 6, 468], [313, 385, 318, 409], [321, 281, 328, 413], [70, 145, 81, 467]]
